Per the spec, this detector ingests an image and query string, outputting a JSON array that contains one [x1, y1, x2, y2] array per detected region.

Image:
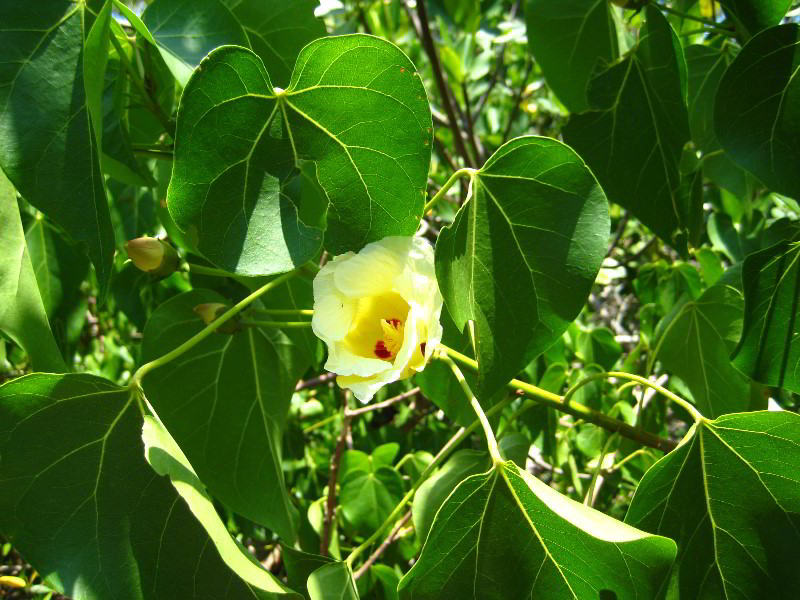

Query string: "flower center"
[[374, 318, 404, 359]]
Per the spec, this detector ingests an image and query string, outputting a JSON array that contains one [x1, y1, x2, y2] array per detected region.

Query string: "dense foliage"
[[1, 1, 799, 599]]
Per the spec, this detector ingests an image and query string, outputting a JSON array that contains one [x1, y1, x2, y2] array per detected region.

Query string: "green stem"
[[584, 433, 617, 507], [252, 308, 314, 317], [608, 448, 654, 473], [394, 453, 415, 472], [679, 25, 734, 36], [128, 269, 299, 388], [563, 371, 705, 423], [183, 263, 233, 277], [437, 352, 502, 463], [133, 148, 173, 161], [652, 1, 732, 30], [109, 32, 174, 138], [303, 413, 340, 434], [345, 393, 515, 568], [423, 168, 476, 213], [439, 345, 677, 453], [241, 320, 312, 328]]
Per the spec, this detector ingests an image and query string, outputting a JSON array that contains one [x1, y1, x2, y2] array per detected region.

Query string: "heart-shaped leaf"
[[168, 36, 432, 274], [399, 460, 676, 599], [0, 1, 115, 300], [625, 411, 800, 599], [142, 289, 306, 542], [715, 23, 800, 202], [0, 374, 301, 600], [340, 466, 405, 534], [435, 136, 609, 398], [731, 238, 800, 393], [525, 0, 620, 112], [563, 6, 691, 254]]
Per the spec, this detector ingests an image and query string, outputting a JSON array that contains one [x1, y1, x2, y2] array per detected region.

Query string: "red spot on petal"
[[388, 318, 401, 328], [374, 341, 391, 359], [420, 342, 426, 355]]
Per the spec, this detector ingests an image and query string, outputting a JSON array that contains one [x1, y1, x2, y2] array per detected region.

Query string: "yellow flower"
[[312, 236, 443, 403]]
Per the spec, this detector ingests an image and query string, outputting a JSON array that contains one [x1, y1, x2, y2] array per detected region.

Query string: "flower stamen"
[[375, 318, 404, 359]]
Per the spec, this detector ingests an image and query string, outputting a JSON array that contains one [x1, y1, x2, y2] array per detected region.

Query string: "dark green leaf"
[[0, 1, 115, 300], [308, 563, 359, 600], [0, 175, 65, 372], [563, 6, 691, 254], [577, 327, 622, 371], [221, 0, 326, 88], [435, 136, 609, 398], [732, 239, 800, 393], [525, 0, 619, 112], [282, 545, 334, 600], [626, 411, 800, 599], [340, 467, 405, 534], [497, 432, 530, 467], [718, 0, 792, 36], [83, 0, 112, 152], [399, 461, 676, 599], [0, 374, 301, 599], [141, 289, 303, 542], [653, 285, 750, 418], [168, 36, 432, 273], [715, 23, 800, 201], [141, 0, 250, 86]]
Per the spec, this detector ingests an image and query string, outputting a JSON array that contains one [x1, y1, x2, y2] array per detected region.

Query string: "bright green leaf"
[[399, 461, 676, 599], [435, 136, 609, 399], [308, 562, 359, 600], [0, 374, 301, 599], [0, 1, 115, 300], [141, 0, 250, 87], [141, 289, 303, 542], [83, 0, 113, 153], [340, 466, 405, 535], [563, 6, 691, 254], [0, 176, 65, 373], [715, 23, 800, 201], [525, 0, 619, 112], [731, 239, 800, 393], [626, 411, 800, 599]]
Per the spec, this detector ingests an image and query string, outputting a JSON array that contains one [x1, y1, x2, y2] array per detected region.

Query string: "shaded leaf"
[[0, 1, 115, 300], [435, 136, 609, 399], [282, 545, 334, 600], [0, 374, 301, 599], [525, 0, 620, 112], [340, 467, 405, 534], [577, 327, 622, 371], [563, 6, 691, 254], [141, 289, 303, 542], [718, 0, 792, 36], [399, 461, 676, 599], [732, 239, 800, 393], [626, 411, 800, 599], [715, 24, 800, 200]]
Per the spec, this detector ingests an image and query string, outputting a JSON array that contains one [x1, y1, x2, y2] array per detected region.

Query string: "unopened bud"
[[193, 303, 228, 325], [0, 576, 27, 589], [125, 237, 180, 276]]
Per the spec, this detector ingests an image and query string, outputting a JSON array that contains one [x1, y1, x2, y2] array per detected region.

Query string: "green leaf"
[[563, 6, 691, 254], [715, 23, 800, 201], [731, 239, 800, 394], [399, 461, 676, 599], [497, 433, 530, 467], [141, 0, 250, 87], [625, 411, 800, 599], [524, 0, 619, 112], [0, 373, 301, 599], [0, 176, 65, 373], [0, 1, 115, 300], [718, 0, 792, 36], [221, 0, 326, 88], [141, 289, 302, 542], [653, 285, 750, 418], [340, 467, 405, 535], [168, 36, 432, 273], [435, 136, 609, 399], [577, 327, 622, 371], [308, 563, 359, 600], [83, 0, 113, 153], [282, 546, 334, 600], [412, 449, 490, 545]]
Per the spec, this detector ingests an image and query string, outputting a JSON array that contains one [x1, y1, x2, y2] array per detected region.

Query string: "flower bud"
[[193, 303, 228, 325], [125, 237, 180, 276], [0, 576, 27, 589]]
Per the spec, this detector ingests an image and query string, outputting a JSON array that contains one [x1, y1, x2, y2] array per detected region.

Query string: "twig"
[[295, 372, 336, 391], [462, 81, 485, 165], [502, 58, 534, 143], [346, 387, 420, 417], [606, 211, 630, 257], [353, 511, 412, 580], [407, 0, 475, 167], [433, 135, 458, 174], [321, 398, 351, 556]]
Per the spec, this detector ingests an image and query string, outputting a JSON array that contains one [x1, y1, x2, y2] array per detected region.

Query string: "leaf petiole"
[[423, 167, 476, 214]]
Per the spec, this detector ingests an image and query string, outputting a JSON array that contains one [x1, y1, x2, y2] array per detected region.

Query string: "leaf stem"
[[183, 263, 233, 277], [252, 308, 314, 317], [240, 320, 312, 328], [584, 433, 617, 507], [563, 371, 705, 423], [423, 167, 476, 213], [128, 269, 300, 389], [437, 351, 502, 463], [345, 393, 515, 568], [438, 345, 677, 452], [651, 1, 733, 31]]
